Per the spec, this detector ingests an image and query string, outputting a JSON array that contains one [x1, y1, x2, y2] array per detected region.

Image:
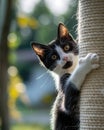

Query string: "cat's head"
[[31, 23, 78, 76]]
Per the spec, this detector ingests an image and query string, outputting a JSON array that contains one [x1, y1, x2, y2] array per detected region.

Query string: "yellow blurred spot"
[[17, 17, 28, 28], [15, 83, 26, 93], [28, 17, 38, 29], [17, 16, 38, 29], [8, 33, 19, 49], [8, 66, 28, 120], [8, 66, 18, 77], [8, 33, 17, 43]]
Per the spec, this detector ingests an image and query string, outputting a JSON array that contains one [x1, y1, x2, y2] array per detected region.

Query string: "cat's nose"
[[63, 56, 68, 61]]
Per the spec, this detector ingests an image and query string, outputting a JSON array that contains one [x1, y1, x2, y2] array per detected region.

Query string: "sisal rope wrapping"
[[78, 0, 104, 130]]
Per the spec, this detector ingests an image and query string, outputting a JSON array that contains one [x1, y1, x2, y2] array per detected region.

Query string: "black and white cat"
[[31, 23, 99, 130]]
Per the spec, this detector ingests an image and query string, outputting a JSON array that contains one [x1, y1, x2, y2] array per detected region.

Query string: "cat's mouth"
[[62, 61, 73, 69]]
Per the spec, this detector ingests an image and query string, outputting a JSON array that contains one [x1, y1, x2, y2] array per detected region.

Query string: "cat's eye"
[[51, 55, 57, 60], [64, 45, 70, 51]]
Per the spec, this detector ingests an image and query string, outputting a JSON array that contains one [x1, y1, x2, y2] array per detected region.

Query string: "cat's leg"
[[64, 53, 99, 112]]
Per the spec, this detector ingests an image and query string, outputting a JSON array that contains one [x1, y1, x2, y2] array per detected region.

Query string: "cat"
[[31, 23, 99, 130]]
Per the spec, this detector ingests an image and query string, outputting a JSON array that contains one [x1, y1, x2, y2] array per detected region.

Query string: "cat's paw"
[[79, 53, 99, 74], [86, 53, 99, 69]]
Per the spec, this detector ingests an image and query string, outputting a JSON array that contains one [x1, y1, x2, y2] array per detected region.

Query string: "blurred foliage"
[[8, 32, 20, 49], [17, 16, 38, 29], [11, 124, 50, 130], [8, 66, 29, 120]]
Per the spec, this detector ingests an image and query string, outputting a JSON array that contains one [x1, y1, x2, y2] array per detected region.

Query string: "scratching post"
[[78, 0, 104, 130]]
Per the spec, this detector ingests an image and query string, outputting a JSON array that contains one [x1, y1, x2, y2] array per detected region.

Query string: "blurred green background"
[[0, 0, 78, 129]]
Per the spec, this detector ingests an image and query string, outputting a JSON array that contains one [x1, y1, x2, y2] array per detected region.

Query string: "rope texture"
[[78, 0, 104, 129]]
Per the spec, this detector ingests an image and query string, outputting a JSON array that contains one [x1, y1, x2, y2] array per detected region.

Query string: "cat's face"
[[31, 23, 78, 76]]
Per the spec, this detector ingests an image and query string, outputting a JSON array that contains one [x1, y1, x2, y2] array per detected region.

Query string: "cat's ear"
[[58, 23, 73, 41], [31, 42, 47, 58]]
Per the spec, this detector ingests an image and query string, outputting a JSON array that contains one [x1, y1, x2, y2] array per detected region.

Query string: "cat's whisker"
[[39, 73, 53, 89], [36, 71, 48, 80]]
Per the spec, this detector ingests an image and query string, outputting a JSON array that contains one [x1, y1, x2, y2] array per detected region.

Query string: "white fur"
[[67, 53, 99, 90], [53, 46, 78, 76], [51, 71, 60, 90], [55, 46, 70, 65]]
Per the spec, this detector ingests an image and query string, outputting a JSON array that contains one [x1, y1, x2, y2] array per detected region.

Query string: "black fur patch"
[[54, 74, 80, 130], [62, 61, 73, 69]]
